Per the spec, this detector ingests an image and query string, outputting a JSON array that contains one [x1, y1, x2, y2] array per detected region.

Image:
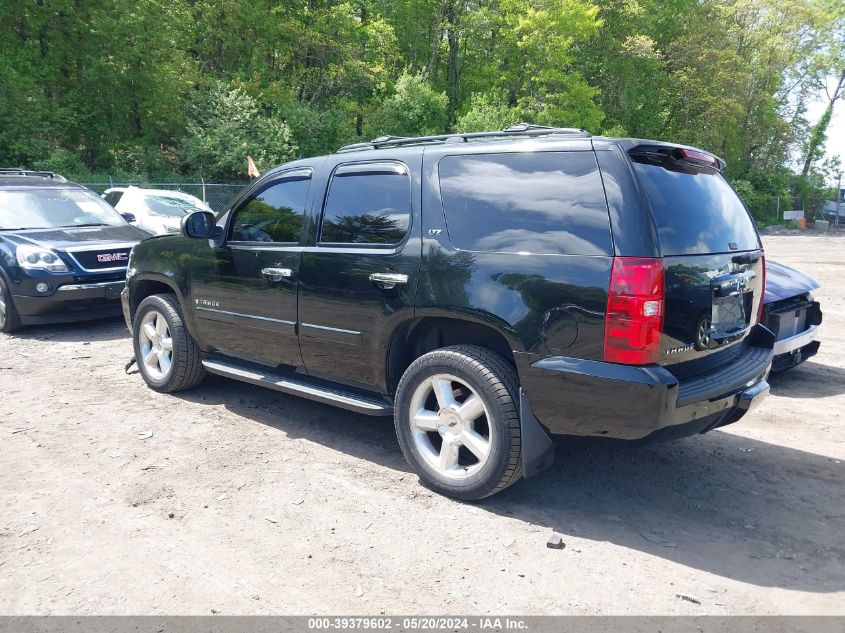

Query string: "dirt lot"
[[1, 234, 843, 615]]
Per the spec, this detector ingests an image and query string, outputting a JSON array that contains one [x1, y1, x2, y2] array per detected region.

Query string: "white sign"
[[783, 210, 804, 220]]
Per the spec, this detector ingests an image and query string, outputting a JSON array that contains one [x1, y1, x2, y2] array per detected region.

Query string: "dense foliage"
[[0, 0, 842, 220]]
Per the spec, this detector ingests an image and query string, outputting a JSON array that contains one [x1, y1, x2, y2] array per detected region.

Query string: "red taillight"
[[678, 148, 715, 163], [756, 254, 766, 323], [604, 257, 665, 365]]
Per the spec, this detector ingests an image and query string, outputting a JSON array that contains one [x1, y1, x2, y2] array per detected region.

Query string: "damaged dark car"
[[762, 260, 822, 373]]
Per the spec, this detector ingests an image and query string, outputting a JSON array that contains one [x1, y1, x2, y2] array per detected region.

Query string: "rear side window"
[[437, 152, 611, 255], [631, 158, 759, 255], [230, 170, 311, 243], [320, 162, 411, 245]]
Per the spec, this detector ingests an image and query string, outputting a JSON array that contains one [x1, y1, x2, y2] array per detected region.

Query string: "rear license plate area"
[[711, 291, 752, 341]]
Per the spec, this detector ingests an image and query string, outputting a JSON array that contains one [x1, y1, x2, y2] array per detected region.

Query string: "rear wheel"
[[0, 275, 22, 333], [394, 345, 522, 501], [133, 294, 205, 392]]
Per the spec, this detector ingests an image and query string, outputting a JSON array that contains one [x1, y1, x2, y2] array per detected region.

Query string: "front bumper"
[[516, 326, 774, 443], [772, 338, 820, 373], [773, 323, 819, 355], [13, 280, 125, 325], [766, 299, 822, 372]]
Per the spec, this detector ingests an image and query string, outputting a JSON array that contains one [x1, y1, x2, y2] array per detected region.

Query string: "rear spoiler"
[[626, 143, 726, 172]]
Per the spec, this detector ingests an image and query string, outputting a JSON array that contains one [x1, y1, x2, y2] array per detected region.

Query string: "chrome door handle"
[[369, 272, 408, 289], [261, 267, 292, 282]]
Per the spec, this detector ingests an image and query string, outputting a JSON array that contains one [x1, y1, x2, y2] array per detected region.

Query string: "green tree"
[[455, 93, 522, 131], [366, 72, 449, 137], [181, 83, 297, 179]]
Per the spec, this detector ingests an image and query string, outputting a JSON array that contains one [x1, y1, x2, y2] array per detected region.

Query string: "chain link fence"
[[81, 179, 249, 213]]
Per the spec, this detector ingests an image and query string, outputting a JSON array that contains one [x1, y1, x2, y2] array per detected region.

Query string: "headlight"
[[16, 244, 69, 272]]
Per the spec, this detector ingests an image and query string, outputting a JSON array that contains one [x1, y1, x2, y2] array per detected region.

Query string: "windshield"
[[0, 189, 126, 230], [140, 195, 207, 218]]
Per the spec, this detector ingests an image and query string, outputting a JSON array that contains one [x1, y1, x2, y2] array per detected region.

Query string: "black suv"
[[122, 125, 773, 500], [0, 169, 149, 332]]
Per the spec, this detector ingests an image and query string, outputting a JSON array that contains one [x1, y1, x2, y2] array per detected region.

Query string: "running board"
[[201, 359, 394, 416]]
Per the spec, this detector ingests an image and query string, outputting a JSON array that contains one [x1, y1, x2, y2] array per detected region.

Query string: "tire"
[[394, 345, 522, 501], [132, 293, 205, 393], [0, 274, 22, 334]]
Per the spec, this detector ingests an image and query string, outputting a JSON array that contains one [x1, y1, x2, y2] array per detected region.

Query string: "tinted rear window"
[[632, 160, 759, 255], [320, 163, 411, 245], [438, 152, 611, 255]]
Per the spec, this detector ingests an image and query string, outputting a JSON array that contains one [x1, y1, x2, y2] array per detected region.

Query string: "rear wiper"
[[0, 227, 36, 231], [65, 223, 109, 228]]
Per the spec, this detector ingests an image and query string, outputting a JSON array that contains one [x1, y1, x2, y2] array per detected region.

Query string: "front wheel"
[[394, 345, 522, 501], [132, 293, 205, 393]]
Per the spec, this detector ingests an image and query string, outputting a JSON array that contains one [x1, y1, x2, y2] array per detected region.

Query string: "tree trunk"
[[802, 68, 845, 177], [445, 0, 460, 130]]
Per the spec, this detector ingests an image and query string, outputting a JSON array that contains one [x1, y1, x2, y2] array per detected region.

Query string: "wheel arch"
[[128, 274, 197, 338], [386, 312, 520, 396]]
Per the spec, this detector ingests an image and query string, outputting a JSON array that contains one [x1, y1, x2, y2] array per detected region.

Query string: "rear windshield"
[[631, 159, 759, 255]]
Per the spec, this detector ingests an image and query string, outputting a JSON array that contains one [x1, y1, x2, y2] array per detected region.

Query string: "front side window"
[[320, 163, 411, 245], [230, 172, 311, 243], [0, 189, 126, 230], [438, 152, 612, 255]]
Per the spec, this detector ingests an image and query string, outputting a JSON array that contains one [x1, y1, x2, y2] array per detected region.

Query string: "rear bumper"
[[13, 280, 125, 324], [517, 327, 773, 442]]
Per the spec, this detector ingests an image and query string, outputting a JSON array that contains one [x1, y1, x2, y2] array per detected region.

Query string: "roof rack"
[[0, 168, 67, 182], [336, 123, 591, 153]]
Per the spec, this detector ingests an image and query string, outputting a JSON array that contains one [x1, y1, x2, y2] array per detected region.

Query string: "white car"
[[102, 186, 213, 236]]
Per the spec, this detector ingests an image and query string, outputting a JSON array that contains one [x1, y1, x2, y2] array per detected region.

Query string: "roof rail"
[[336, 123, 591, 153], [0, 168, 67, 182]]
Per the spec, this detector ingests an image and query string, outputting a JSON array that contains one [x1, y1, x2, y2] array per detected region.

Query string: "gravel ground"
[[1, 234, 843, 615]]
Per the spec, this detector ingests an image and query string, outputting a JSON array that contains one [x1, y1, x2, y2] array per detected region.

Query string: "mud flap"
[[519, 388, 555, 478]]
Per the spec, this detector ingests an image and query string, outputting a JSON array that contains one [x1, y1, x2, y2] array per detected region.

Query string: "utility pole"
[[836, 173, 842, 228]]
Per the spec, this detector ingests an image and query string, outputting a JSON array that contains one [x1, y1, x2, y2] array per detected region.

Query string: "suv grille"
[[68, 247, 131, 271]]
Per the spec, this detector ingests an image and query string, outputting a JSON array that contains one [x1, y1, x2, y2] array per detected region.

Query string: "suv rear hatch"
[[626, 143, 766, 378]]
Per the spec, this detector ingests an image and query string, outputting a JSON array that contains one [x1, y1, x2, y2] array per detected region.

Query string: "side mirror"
[[181, 211, 215, 239], [121, 212, 136, 223]]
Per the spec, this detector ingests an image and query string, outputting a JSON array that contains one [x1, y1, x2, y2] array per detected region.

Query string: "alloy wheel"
[[408, 373, 493, 480], [138, 310, 174, 380]]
